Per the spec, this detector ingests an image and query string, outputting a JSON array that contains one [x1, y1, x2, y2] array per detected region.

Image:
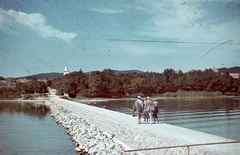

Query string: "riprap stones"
[[48, 102, 125, 155]]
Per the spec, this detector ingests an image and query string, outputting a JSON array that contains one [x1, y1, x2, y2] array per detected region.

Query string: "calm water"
[[0, 102, 76, 155], [1, 98, 239, 155], [89, 97, 240, 140]]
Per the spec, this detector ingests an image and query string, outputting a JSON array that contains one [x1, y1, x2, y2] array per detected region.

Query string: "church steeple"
[[63, 66, 70, 76]]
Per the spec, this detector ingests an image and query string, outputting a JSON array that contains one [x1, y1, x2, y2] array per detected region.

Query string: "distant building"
[[212, 67, 219, 73], [63, 66, 70, 76], [229, 73, 239, 79], [0, 78, 31, 89], [16, 78, 30, 84], [0, 80, 16, 89], [37, 79, 47, 83], [212, 67, 239, 79]]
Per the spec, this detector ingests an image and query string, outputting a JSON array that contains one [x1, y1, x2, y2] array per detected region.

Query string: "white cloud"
[[1, 9, 77, 41], [138, 1, 240, 43]]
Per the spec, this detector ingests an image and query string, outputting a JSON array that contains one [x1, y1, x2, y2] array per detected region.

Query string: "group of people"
[[132, 96, 159, 124]]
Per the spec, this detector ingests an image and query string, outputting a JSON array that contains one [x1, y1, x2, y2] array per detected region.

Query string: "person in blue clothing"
[[132, 96, 143, 124]]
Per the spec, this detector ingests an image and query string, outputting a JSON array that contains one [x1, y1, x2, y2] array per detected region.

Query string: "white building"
[[64, 66, 70, 76], [229, 73, 239, 79], [212, 67, 219, 73]]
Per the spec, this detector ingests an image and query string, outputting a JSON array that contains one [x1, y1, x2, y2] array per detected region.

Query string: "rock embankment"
[[48, 101, 126, 155], [45, 96, 237, 155]]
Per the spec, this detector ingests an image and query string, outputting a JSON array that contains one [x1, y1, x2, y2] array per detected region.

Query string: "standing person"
[[143, 97, 149, 122], [152, 98, 159, 123], [132, 96, 143, 124], [144, 97, 155, 124]]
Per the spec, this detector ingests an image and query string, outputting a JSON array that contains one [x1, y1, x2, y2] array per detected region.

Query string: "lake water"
[[0, 102, 76, 155], [89, 97, 240, 141], [1, 98, 239, 155]]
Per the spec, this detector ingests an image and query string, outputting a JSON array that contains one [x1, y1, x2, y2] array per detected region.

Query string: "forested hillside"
[[17, 72, 63, 80], [52, 68, 240, 98], [217, 67, 240, 73]]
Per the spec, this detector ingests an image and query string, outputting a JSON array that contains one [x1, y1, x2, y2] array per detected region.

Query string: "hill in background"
[[217, 67, 240, 73], [26, 72, 63, 80], [19, 70, 145, 80], [17, 67, 239, 80]]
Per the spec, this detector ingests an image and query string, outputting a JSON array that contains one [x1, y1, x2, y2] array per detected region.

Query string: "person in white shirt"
[[144, 97, 154, 124], [132, 96, 143, 124]]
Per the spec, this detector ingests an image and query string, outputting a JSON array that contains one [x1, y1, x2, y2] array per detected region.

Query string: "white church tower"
[[63, 66, 70, 76]]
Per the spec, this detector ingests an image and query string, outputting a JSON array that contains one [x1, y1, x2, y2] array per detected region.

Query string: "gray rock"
[[49, 102, 125, 155], [75, 147, 81, 152]]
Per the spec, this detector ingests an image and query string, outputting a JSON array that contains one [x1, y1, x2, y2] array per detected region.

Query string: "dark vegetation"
[[1, 68, 240, 99], [52, 68, 240, 98], [0, 77, 49, 99]]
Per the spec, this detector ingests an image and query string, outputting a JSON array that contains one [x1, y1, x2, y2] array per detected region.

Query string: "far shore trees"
[[0, 78, 48, 99], [1, 68, 239, 99], [51, 68, 240, 98]]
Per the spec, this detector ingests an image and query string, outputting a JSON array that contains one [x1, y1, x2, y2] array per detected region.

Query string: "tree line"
[[0, 77, 49, 99], [1, 68, 239, 99], [52, 68, 240, 98]]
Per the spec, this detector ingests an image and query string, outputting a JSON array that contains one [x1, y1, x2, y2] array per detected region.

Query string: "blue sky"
[[0, 0, 239, 78]]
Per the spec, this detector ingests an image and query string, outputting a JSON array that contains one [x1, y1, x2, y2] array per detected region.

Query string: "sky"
[[0, 0, 239, 78]]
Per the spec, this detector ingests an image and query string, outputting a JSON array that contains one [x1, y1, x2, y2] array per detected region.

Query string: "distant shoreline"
[[0, 95, 239, 104]]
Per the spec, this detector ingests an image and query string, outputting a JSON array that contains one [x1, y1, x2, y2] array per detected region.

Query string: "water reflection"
[[0, 102, 49, 118], [0, 102, 76, 155]]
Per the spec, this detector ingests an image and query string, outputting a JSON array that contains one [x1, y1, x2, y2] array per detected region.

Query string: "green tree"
[[237, 72, 240, 94], [47, 79, 52, 87], [163, 68, 177, 92]]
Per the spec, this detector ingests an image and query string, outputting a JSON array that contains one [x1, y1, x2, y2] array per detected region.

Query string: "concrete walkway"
[[50, 96, 240, 155]]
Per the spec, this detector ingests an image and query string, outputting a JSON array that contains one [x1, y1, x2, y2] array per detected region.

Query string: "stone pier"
[[47, 96, 240, 155]]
